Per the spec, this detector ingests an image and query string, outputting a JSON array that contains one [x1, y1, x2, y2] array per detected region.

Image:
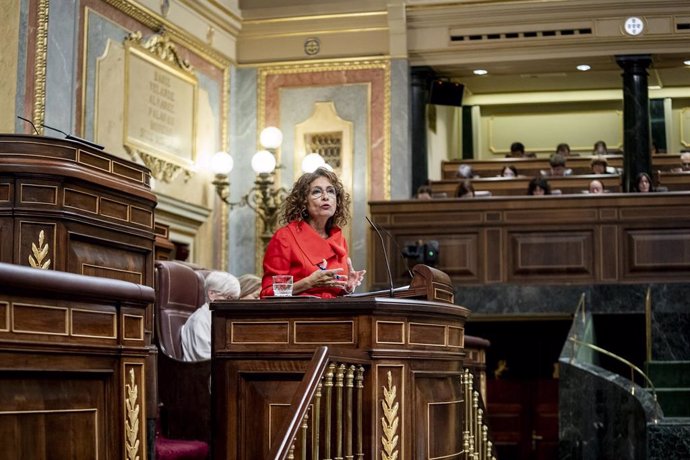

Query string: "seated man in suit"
[[181, 271, 240, 361]]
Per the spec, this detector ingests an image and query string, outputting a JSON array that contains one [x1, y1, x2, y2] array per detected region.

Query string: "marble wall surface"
[[456, 282, 690, 359]]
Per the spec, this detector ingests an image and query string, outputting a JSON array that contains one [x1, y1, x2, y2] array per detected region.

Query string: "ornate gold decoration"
[[381, 371, 399, 460], [28, 230, 51, 270], [125, 368, 141, 460], [124, 146, 190, 184], [125, 30, 193, 74], [32, 0, 50, 134]]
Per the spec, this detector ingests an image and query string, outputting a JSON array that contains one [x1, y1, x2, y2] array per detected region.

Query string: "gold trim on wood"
[[32, 0, 49, 134], [375, 320, 405, 345], [11, 303, 68, 336], [426, 399, 464, 460], [28, 230, 51, 270], [408, 321, 448, 347], [293, 320, 355, 344], [230, 321, 290, 344], [381, 370, 400, 460], [20, 183, 58, 205], [81, 264, 143, 284], [125, 368, 141, 460], [123, 314, 145, 341], [0, 301, 8, 332], [71, 308, 117, 339]]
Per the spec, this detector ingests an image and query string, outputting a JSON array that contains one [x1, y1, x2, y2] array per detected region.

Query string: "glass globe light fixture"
[[251, 149, 277, 174], [301, 153, 326, 173], [259, 127, 283, 149], [211, 151, 234, 175]]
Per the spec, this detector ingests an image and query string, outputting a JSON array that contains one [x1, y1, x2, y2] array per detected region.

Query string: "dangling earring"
[[301, 207, 309, 220]]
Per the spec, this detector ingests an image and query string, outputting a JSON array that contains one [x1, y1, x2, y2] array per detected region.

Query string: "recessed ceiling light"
[[576, 64, 591, 71], [684, 60, 690, 66], [473, 69, 488, 76]]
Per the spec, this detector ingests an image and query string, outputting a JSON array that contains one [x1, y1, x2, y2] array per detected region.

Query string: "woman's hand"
[[304, 267, 348, 290], [345, 258, 366, 293]]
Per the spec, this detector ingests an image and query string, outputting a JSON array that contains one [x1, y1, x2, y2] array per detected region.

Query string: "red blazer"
[[260, 220, 349, 298]]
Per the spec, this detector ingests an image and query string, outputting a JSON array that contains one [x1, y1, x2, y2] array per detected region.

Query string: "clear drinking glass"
[[272, 275, 293, 297]]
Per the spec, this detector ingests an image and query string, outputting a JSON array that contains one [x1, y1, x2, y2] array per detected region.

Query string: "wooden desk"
[[369, 192, 690, 287], [211, 295, 471, 460], [0, 134, 157, 287], [430, 174, 621, 197], [0, 262, 153, 459]]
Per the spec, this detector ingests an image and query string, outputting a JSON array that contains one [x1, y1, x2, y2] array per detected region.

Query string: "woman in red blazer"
[[260, 167, 365, 298]]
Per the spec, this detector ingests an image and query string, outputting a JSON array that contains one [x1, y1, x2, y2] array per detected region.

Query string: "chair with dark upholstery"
[[154, 261, 212, 459]]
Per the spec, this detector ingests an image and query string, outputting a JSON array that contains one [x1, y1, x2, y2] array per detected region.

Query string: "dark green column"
[[616, 55, 652, 192], [410, 66, 434, 195]]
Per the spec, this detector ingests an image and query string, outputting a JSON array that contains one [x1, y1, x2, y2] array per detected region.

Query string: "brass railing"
[[268, 347, 366, 460], [462, 369, 497, 460], [568, 337, 657, 400]]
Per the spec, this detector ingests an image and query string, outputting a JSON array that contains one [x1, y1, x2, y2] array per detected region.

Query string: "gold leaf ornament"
[[28, 230, 51, 269], [380, 371, 400, 460]]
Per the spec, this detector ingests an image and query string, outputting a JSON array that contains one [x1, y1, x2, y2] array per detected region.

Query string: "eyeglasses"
[[310, 187, 337, 200]]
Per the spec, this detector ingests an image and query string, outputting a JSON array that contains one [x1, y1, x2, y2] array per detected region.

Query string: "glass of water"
[[272, 275, 293, 297]]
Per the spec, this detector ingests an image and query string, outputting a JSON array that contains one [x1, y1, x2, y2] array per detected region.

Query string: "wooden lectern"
[[211, 266, 493, 460]]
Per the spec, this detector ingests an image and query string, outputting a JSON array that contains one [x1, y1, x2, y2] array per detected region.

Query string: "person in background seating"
[[456, 180, 475, 199], [590, 156, 609, 175], [542, 153, 572, 177], [500, 165, 519, 178], [592, 140, 608, 155], [456, 163, 476, 179], [588, 179, 605, 194], [671, 152, 690, 173], [527, 177, 551, 196], [635, 172, 654, 193], [507, 141, 535, 158], [556, 143, 576, 157], [260, 167, 365, 298], [181, 271, 240, 361], [415, 184, 433, 200], [238, 274, 262, 299]]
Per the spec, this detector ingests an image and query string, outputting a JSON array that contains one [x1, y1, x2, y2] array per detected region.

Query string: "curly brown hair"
[[281, 167, 351, 231]]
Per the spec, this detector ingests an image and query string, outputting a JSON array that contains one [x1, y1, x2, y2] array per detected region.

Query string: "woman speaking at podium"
[[260, 167, 366, 298]]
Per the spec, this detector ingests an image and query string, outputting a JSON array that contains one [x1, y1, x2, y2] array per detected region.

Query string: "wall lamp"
[[212, 127, 288, 249]]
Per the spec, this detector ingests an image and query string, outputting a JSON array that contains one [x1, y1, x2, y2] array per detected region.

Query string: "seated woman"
[[527, 177, 551, 196], [260, 167, 365, 298], [456, 180, 475, 198], [238, 274, 262, 299], [635, 172, 654, 193]]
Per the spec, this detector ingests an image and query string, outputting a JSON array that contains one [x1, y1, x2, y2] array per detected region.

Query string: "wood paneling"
[[212, 297, 471, 460], [0, 262, 153, 460], [0, 135, 156, 287], [370, 193, 690, 286]]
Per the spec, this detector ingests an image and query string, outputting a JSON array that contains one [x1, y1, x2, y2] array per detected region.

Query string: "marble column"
[[410, 66, 434, 194], [616, 55, 652, 192]]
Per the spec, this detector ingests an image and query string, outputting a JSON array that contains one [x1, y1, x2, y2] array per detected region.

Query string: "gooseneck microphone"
[[17, 116, 39, 135], [40, 122, 105, 150], [373, 221, 414, 280], [365, 215, 395, 297]]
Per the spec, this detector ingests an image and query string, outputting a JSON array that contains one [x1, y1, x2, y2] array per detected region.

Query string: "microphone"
[[17, 116, 39, 135], [372, 221, 414, 280], [365, 215, 395, 297], [40, 123, 105, 150]]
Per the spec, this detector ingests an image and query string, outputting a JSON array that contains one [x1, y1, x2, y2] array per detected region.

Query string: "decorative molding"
[[28, 230, 51, 270], [124, 368, 141, 460], [124, 146, 189, 183], [381, 371, 399, 460], [32, 0, 50, 134], [125, 30, 193, 74]]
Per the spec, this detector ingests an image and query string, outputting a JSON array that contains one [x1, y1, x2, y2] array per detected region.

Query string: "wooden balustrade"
[[369, 192, 690, 287]]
